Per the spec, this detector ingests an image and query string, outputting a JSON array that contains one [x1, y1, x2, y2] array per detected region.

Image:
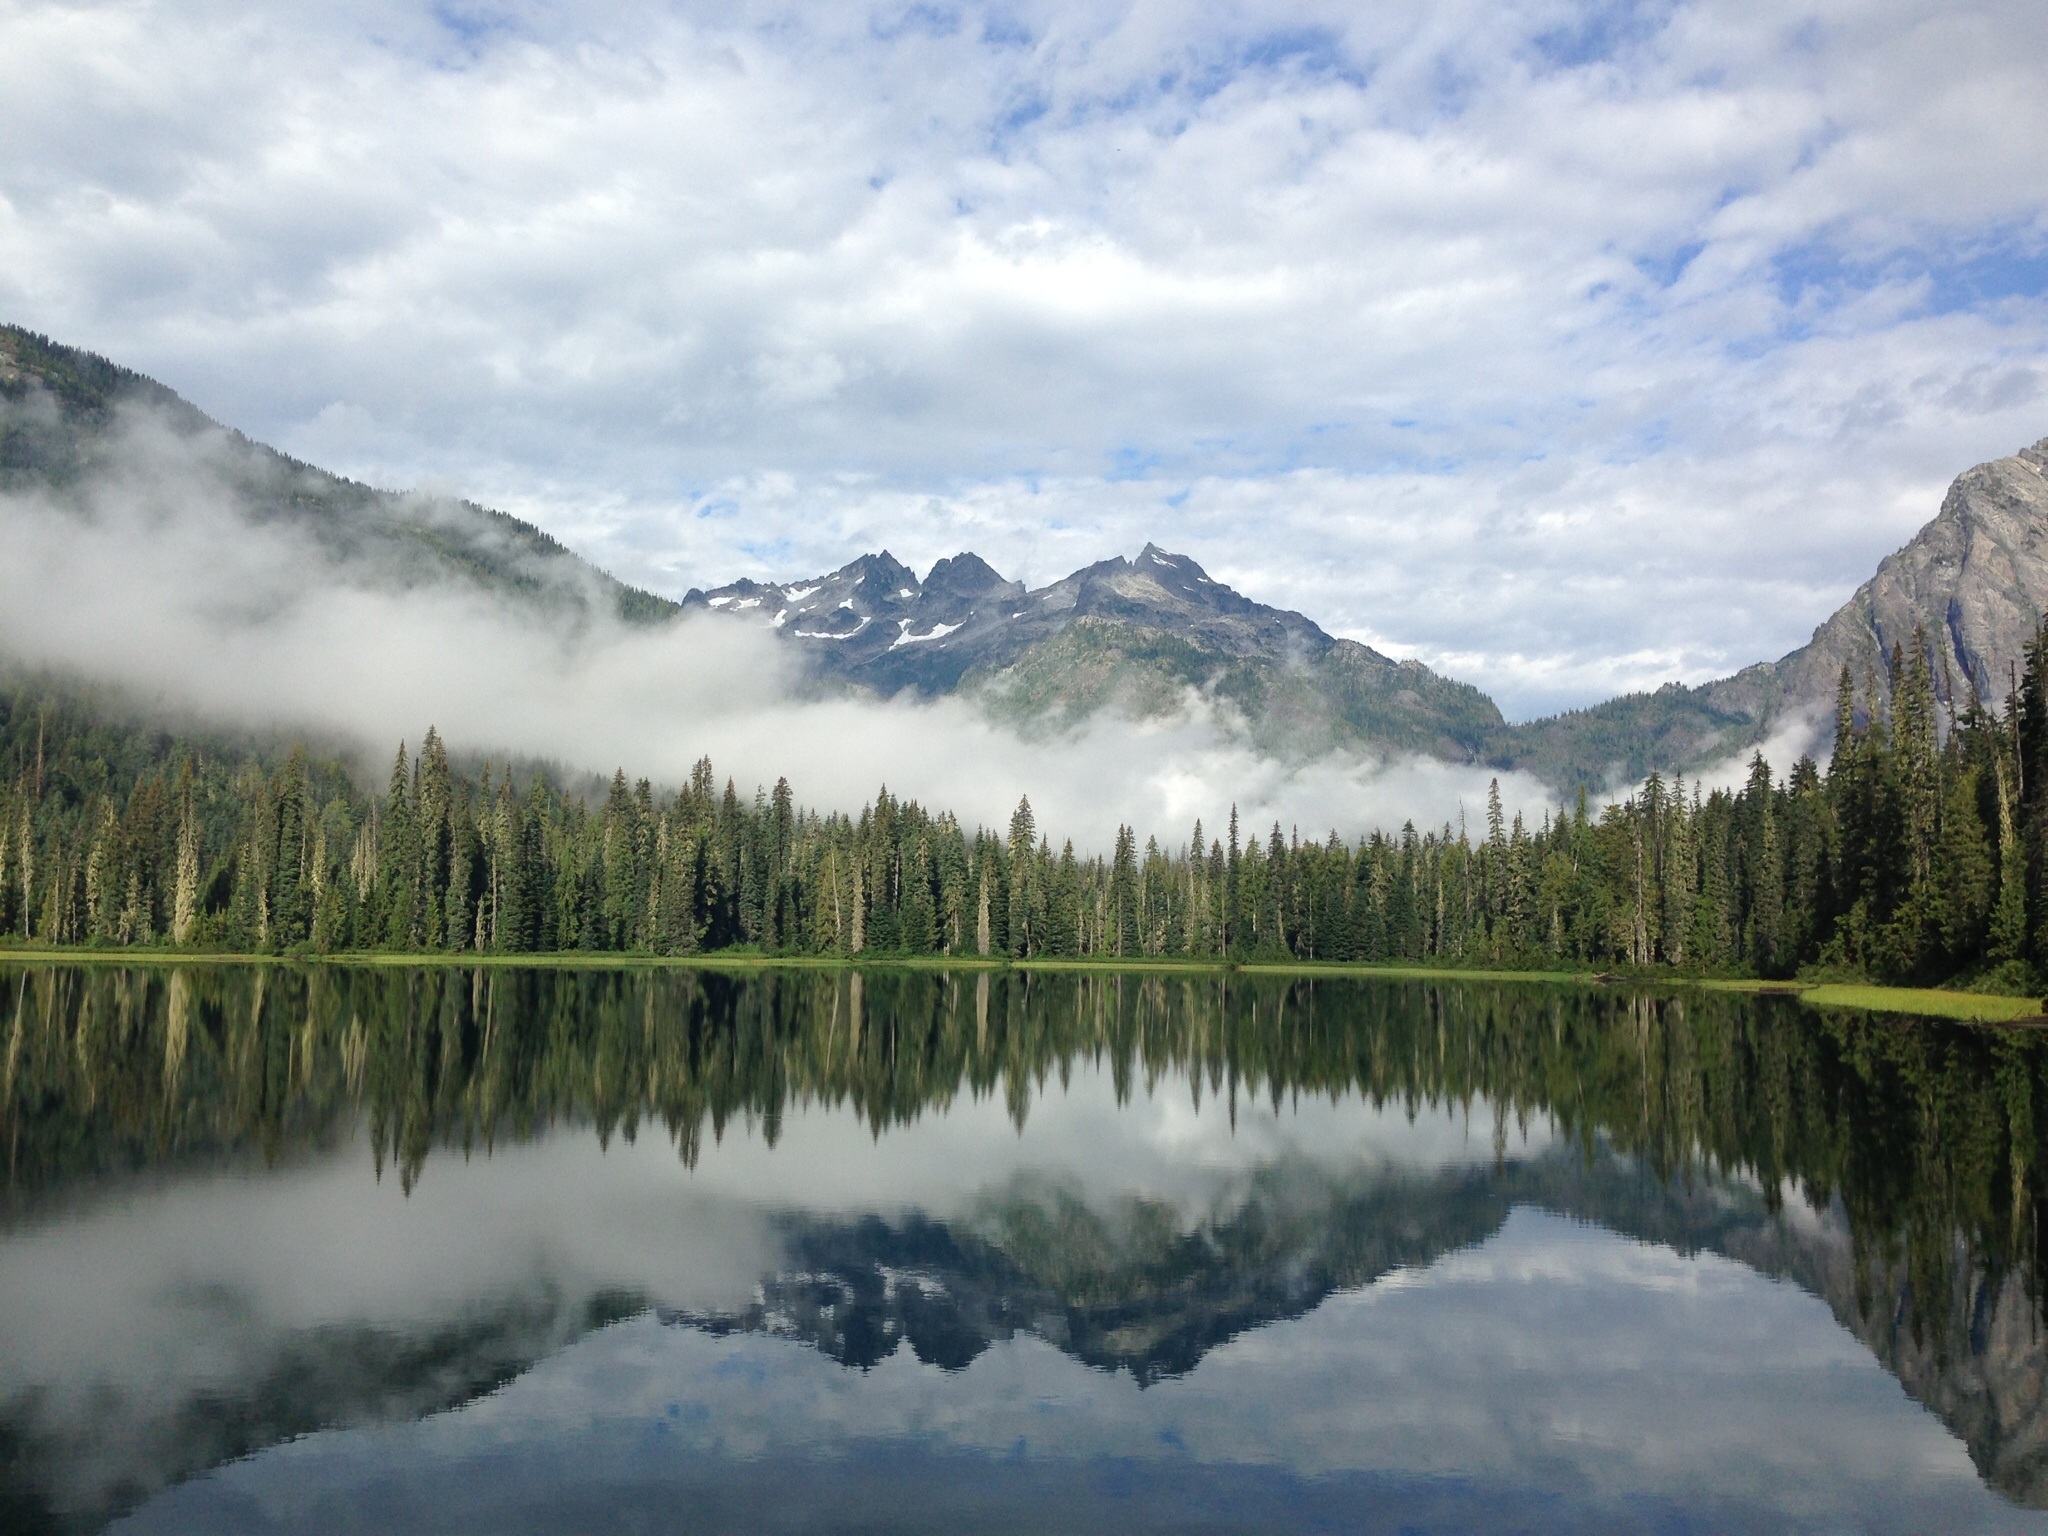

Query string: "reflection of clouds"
[[678, 1061, 1556, 1218], [0, 1129, 774, 1403], [11, 1060, 2035, 1531], [0, 1062, 1540, 1407], [122, 1210, 2042, 1536]]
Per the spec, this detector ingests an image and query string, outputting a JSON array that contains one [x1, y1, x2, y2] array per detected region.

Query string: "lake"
[[3, 963, 2046, 1534]]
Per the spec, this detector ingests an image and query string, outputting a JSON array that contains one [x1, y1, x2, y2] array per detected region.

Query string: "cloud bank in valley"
[[1, 2, 2045, 718], [0, 403, 1556, 850]]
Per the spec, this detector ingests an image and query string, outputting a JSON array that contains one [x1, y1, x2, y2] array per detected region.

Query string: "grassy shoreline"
[[1, 945, 2040, 1023]]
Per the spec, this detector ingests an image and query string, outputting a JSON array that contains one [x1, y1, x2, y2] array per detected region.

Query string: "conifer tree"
[[1992, 755, 2028, 969], [378, 742, 416, 949], [1007, 797, 1037, 957], [1108, 824, 1138, 957]]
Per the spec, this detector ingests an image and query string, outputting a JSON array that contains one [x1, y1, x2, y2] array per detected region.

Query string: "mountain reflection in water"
[[3, 964, 2048, 1534]]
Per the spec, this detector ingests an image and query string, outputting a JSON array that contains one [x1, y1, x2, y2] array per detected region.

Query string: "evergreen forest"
[[5, 627, 2048, 989]]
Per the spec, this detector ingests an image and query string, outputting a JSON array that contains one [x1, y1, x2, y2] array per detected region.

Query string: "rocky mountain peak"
[[1134, 543, 1221, 593], [1772, 434, 2048, 717], [920, 552, 1025, 624], [922, 551, 1017, 597], [839, 550, 921, 606], [680, 541, 1501, 759], [1504, 430, 2048, 792]]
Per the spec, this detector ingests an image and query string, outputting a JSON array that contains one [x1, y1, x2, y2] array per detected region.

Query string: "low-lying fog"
[[0, 398, 1579, 848]]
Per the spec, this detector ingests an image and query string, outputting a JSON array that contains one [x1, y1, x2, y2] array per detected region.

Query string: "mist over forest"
[[0, 372, 1562, 852]]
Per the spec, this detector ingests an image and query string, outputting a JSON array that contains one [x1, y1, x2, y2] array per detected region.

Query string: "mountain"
[[1499, 436, 2048, 786], [0, 325, 677, 626], [693, 436, 2048, 791], [9, 320, 2046, 793], [683, 543, 1507, 761], [1765, 434, 2048, 717]]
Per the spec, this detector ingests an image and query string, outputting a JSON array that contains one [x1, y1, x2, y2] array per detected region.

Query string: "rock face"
[[1484, 436, 2048, 788], [684, 543, 1507, 760], [1771, 436, 2048, 719]]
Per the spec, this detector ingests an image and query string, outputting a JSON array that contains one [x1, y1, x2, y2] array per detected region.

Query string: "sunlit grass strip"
[[1794, 983, 2044, 1023]]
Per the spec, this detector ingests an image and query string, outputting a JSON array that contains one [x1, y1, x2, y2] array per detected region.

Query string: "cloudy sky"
[[4, 0, 2045, 718]]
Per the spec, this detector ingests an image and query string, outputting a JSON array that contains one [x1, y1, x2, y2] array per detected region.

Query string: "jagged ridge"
[[689, 436, 2048, 790], [683, 543, 1506, 761]]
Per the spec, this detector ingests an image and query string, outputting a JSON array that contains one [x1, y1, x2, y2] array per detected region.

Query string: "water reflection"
[[3, 965, 2048, 1533]]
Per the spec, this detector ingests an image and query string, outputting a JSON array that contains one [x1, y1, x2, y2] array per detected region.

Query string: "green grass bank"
[[2, 945, 2041, 1024]]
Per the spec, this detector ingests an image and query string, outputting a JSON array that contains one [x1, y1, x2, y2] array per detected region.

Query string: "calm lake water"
[[4, 964, 2048, 1534]]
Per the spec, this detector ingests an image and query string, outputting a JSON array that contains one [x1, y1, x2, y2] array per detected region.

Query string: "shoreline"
[[1, 947, 2039, 1023]]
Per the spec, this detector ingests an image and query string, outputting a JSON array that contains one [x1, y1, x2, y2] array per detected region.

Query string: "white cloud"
[[1, 0, 2044, 720]]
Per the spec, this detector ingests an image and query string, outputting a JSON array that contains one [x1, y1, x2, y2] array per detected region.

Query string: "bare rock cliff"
[[1767, 437, 2048, 717]]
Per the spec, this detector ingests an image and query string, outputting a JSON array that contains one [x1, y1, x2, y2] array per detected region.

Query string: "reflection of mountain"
[[6, 1139, 2046, 1533], [0, 1151, 1624, 1531], [657, 1154, 1711, 1384], [667, 1163, 1515, 1384], [653, 1156, 2048, 1510], [9, 964, 2048, 1527], [658, 1151, 2048, 1509], [1723, 1221, 2048, 1506]]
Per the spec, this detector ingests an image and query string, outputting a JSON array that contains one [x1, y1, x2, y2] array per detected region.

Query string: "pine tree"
[[415, 728, 452, 949], [1108, 824, 1138, 958], [1007, 797, 1037, 957], [172, 779, 201, 947], [378, 742, 417, 949], [1992, 755, 2028, 969], [970, 859, 988, 955], [15, 796, 33, 940], [84, 799, 117, 944], [1741, 754, 1784, 974], [1225, 805, 1242, 954]]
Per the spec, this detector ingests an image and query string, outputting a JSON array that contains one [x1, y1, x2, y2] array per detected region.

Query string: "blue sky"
[[2, 0, 2045, 717]]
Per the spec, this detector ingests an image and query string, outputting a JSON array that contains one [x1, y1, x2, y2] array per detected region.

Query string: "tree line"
[[5, 624, 2048, 986]]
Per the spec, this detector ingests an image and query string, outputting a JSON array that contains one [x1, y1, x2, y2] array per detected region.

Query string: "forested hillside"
[[3, 620, 2044, 990], [0, 325, 677, 625]]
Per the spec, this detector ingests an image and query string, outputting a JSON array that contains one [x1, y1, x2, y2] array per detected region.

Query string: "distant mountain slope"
[[684, 543, 1506, 761], [0, 325, 678, 626], [1484, 666, 1787, 792]]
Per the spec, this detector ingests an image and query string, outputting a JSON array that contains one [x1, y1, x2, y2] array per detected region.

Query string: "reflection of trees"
[[7, 964, 2043, 1342], [7, 964, 2048, 1494]]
